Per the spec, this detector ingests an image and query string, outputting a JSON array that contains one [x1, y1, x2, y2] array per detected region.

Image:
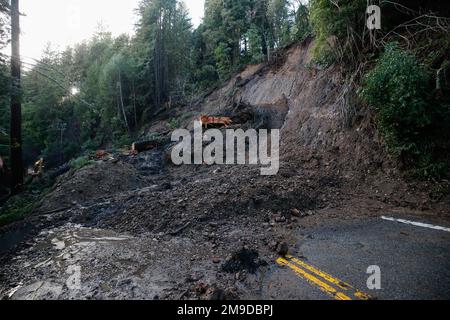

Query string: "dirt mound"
[[38, 161, 146, 213], [32, 38, 450, 233]]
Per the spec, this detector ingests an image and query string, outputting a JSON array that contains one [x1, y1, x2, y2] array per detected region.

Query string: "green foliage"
[[199, 0, 311, 78], [0, 193, 38, 226], [0, 61, 9, 165], [196, 64, 219, 89], [69, 156, 92, 171], [114, 134, 133, 149], [0, 179, 53, 227], [309, 0, 450, 67], [361, 44, 450, 178], [214, 42, 234, 79], [310, 0, 366, 64], [1, 0, 312, 178], [245, 26, 265, 63], [292, 3, 311, 42], [135, 0, 193, 109], [168, 117, 181, 130], [268, 0, 291, 47], [0, 0, 9, 52]]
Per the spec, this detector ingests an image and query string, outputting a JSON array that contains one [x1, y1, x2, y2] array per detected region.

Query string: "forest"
[[0, 0, 311, 170]]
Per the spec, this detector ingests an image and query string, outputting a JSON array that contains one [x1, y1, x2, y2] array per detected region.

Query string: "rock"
[[291, 208, 302, 217], [195, 282, 208, 295], [268, 241, 278, 251], [222, 248, 265, 274], [212, 256, 221, 264], [162, 182, 172, 190], [235, 270, 247, 281], [205, 286, 225, 301], [277, 242, 289, 256], [224, 287, 239, 300]]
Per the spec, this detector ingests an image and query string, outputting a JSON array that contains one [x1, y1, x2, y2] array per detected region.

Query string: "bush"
[[0, 179, 53, 226], [245, 26, 265, 64], [214, 42, 233, 79], [361, 43, 450, 178], [168, 117, 181, 130], [310, 0, 366, 64], [196, 64, 219, 89], [69, 156, 92, 170], [0, 193, 37, 226], [113, 133, 133, 148]]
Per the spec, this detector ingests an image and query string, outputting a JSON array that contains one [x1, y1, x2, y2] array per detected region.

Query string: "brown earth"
[[0, 38, 448, 300]]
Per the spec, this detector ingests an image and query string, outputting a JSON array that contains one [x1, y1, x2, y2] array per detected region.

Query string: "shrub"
[[69, 156, 92, 170], [293, 4, 312, 42], [196, 64, 219, 89], [310, 0, 366, 64], [0, 193, 37, 226], [0, 181, 53, 226], [214, 42, 233, 79], [168, 117, 181, 130], [114, 134, 133, 148], [361, 43, 449, 178]]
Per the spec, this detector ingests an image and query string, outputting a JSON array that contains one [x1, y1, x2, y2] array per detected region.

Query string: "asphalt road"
[[2, 213, 449, 300], [262, 215, 450, 300]]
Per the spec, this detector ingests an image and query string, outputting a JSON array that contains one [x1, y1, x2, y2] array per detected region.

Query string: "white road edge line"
[[381, 216, 450, 233]]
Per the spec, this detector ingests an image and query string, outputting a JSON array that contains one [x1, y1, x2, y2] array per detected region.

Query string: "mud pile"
[[38, 161, 147, 213], [31, 38, 450, 237]]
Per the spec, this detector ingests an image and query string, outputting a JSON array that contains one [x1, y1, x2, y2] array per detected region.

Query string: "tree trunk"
[[154, 10, 166, 109], [10, 0, 23, 194], [261, 32, 268, 60], [118, 71, 130, 133], [132, 80, 138, 128], [132, 140, 161, 153]]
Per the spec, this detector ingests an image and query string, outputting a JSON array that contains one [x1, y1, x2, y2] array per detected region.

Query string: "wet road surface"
[[262, 215, 450, 300]]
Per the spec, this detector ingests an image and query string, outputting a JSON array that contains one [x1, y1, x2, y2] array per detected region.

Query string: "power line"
[[21, 54, 75, 84], [5, 53, 76, 85], [27, 67, 95, 109], [1, 52, 96, 109]]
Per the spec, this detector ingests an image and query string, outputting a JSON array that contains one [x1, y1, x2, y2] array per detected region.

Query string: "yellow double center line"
[[276, 255, 371, 300]]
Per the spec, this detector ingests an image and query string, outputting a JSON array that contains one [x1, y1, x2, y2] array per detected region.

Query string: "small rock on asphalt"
[[277, 242, 289, 256]]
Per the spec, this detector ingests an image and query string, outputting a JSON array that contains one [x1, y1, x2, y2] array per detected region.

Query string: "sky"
[[20, 0, 205, 59]]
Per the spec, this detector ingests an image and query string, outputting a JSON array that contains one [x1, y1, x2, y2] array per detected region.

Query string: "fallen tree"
[[132, 140, 162, 153]]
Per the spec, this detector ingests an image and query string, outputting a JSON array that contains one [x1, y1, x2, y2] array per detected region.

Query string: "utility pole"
[[56, 121, 67, 164], [118, 71, 130, 133], [10, 0, 23, 194]]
